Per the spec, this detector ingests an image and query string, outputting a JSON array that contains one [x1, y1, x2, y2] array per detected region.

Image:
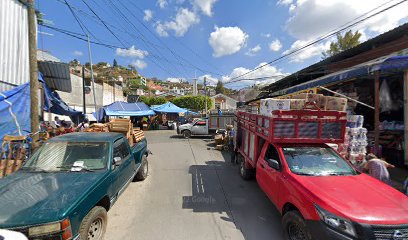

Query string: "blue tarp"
[[0, 74, 82, 140], [40, 74, 82, 117], [151, 102, 189, 114], [0, 82, 31, 138], [95, 101, 155, 121], [272, 55, 408, 96]]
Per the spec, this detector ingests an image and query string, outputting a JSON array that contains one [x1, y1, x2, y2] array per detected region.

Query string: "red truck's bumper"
[[307, 220, 408, 240], [307, 220, 355, 240]]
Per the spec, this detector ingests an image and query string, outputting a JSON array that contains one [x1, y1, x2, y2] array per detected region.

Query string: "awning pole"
[[374, 72, 380, 155], [404, 70, 408, 166], [318, 86, 375, 109]]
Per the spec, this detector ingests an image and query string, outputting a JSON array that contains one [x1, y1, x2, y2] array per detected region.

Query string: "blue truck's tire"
[[135, 155, 148, 181], [79, 206, 107, 240], [282, 211, 312, 240]]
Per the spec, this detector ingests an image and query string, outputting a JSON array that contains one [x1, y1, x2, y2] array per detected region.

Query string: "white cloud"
[[157, 0, 168, 8], [155, 8, 200, 37], [261, 33, 272, 38], [269, 39, 282, 52], [116, 46, 148, 59], [285, 0, 408, 40], [277, 0, 293, 6], [222, 62, 287, 89], [191, 0, 218, 17], [283, 40, 330, 62], [197, 74, 218, 86], [209, 26, 248, 57], [131, 60, 147, 69], [143, 10, 153, 22], [73, 51, 83, 56], [279, 0, 408, 62], [245, 44, 262, 56]]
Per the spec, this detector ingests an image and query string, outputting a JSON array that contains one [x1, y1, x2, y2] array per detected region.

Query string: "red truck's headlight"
[[315, 205, 356, 238]]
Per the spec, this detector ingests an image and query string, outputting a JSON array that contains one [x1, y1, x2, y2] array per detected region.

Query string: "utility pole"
[[28, 0, 39, 133], [82, 65, 86, 114], [87, 34, 98, 122], [204, 76, 207, 117]]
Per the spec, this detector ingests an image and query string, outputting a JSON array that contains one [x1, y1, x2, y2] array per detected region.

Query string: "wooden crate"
[[133, 130, 145, 143]]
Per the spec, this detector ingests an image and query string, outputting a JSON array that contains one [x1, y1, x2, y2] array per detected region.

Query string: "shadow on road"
[[182, 158, 284, 240]]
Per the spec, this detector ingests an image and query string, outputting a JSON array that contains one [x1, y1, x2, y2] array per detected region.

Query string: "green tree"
[[323, 30, 362, 58], [215, 80, 225, 94], [113, 59, 118, 67], [139, 96, 166, 106], [172, 95, 212, 112]]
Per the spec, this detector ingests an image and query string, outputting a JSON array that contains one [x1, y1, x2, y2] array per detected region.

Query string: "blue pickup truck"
[[0, 132, 149, 240]]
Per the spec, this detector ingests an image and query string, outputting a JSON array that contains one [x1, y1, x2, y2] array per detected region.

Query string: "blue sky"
[[37, 0, 408, 88]]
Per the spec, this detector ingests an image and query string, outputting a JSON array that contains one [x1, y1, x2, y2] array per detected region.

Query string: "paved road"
[[105, 130, 284, 240]]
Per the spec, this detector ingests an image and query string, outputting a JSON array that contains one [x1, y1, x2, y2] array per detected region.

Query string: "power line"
[[80, 0, 127, 47], [227, 0, 407, 83]]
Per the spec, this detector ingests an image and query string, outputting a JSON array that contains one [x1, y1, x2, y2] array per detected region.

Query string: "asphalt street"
[[105, 130, 284, 240]]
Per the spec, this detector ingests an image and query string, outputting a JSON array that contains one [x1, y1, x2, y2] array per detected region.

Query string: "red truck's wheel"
[[79, 206, 107, 240], [239, 156, 254, 180], [282, 211, 312, 240]]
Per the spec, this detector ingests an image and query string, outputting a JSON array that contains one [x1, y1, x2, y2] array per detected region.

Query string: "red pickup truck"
[[235, 110, 408, 240]]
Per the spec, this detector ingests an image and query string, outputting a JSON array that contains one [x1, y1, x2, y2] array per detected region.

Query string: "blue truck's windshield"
[[22, 142, 109, 172], [282, 147, 358, 176]]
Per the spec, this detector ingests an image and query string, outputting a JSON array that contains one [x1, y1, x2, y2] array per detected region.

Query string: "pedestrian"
[[363, 153, 395, 184], [78, 119, 89, 131], [227, 125, 236, 164], [50, 116, 61, 129]]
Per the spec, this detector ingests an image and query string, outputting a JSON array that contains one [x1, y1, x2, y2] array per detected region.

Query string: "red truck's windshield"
[[282, 146, 358, 176]]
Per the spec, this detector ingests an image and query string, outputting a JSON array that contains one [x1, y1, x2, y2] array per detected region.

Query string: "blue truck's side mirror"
[[113, 157, 122, 166]]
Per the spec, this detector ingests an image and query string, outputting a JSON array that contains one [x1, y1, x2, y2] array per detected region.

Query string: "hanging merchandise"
[[379, 80, 393, 112]]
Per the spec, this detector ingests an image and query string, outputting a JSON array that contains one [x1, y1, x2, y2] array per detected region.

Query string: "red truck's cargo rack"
[[237, 110, 347, 144]]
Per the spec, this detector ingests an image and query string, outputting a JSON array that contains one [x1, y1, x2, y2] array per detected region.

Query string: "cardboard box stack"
[[259, 93, 348, 117], [337, 115, 367, 163]]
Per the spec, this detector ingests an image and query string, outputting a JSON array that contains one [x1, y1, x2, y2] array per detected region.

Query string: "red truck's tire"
[[79, 206, 107, 240], [239, 156, 254, 180], [282, 211, 312, 240]]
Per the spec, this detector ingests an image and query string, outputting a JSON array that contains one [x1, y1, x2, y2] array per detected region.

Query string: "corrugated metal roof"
[[37, 50, 61, 62], [38, 61, 72, 92], [0, 0, 29, 92]]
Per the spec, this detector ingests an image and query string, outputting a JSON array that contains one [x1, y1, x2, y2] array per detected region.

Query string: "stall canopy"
[[0, 74, 82, 140], [151, 102, 189, 114], [95, 101, 155, 121], [271, 55, 408, 96]]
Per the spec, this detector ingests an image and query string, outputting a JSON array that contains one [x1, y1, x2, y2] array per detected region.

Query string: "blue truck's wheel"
[[79, 206, 107, 240], [135, 155, 148, 181]]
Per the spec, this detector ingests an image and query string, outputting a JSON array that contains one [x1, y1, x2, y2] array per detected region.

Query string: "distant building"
[[210, 94, 238, 110]]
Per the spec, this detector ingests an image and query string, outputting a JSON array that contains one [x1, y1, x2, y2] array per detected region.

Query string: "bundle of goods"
[[0, 135, 29, 178], [108, 119, 134, 146], [133, 130, 145, 143], [337, 115, 368, 163], [259, 93, 348, 117], [84, 123, 110, 132]]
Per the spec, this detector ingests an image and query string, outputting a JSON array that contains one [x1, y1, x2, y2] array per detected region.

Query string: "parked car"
[[0, 132, 149, 240], [177, 112, 235, 138], [236, 111, 408, 240]]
